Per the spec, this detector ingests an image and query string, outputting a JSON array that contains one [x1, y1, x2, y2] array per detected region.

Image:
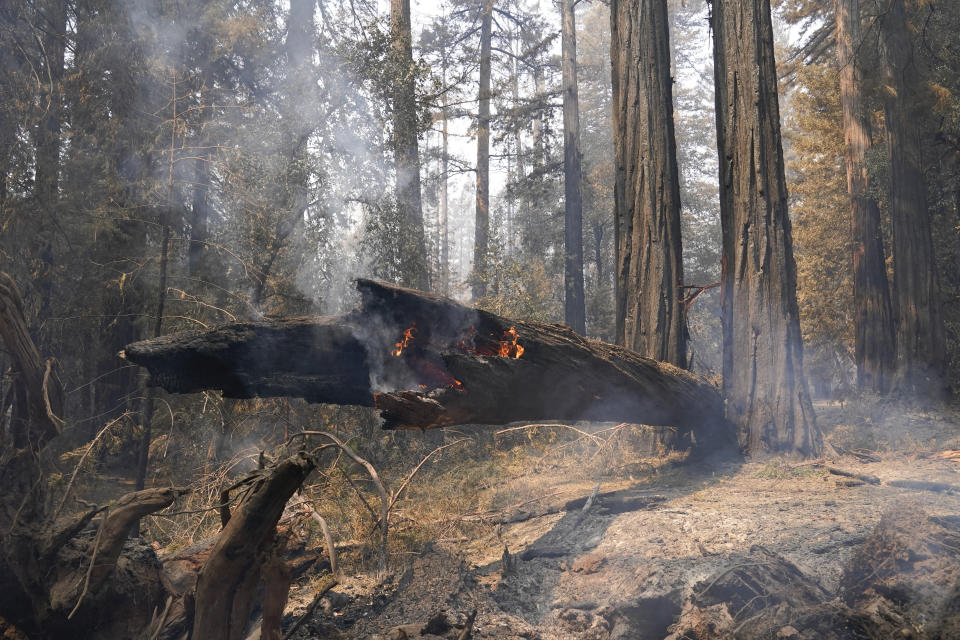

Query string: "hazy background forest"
[[3, 0, 960, 637]]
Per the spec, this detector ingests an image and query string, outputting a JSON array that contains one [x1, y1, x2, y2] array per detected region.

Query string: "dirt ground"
[[282, 402, 960, 639]]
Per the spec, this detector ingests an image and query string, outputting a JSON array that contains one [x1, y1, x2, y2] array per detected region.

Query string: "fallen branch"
[[815, 465, 881, 485], [368, 437, 472, 537], [887, 479, 960, 493], [298, 503, 339, 577], [296, 430, 389, 578], [53, 411, 133, 521], [281, 574, 338, 640]]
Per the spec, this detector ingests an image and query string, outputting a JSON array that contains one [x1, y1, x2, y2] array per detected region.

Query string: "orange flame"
[[392, 323, 417, 357], [497, 326, 525, 358]]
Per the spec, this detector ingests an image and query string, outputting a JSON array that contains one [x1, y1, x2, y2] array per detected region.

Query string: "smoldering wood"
[[123, 279, 727, 438]]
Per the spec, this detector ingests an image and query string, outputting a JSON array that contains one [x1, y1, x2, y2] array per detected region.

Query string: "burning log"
[[123, 280, 726, 438]]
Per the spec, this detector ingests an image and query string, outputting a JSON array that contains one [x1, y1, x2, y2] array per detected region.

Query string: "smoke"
[[107, 0, 398, 319]]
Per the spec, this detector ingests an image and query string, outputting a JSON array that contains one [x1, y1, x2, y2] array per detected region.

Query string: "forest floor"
[[279, 401, 960, 640]]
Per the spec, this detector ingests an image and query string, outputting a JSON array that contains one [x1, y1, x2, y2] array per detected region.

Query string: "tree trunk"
[[610, 0, 686, 366], [33, 0, 67, 328], [835, 0, 896, 395], [391, 0, 430, 291], [34, 0, 65, 209], [510, 27, 525, 258], [192, 453, 314, 640], [878, 0, 946, 396], [123, 279, 729, 441], [711, 0, 821, 455], [473, 0, 494, 301], [440, 54, 450, 295], [561, 0, 587, 335]]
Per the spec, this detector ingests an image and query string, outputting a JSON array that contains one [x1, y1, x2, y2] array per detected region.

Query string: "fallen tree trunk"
[[123, 280, 726, 437]]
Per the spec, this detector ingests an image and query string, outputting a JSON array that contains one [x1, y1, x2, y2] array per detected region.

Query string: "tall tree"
[[391, 0, 430, 290], [711, 0, 821, 454], [835, 0, 895, 394], [878, 0, 946, 395], [561, 0, 586, 334], [473, 0, 494, 301], [610, 0, 686, 365]]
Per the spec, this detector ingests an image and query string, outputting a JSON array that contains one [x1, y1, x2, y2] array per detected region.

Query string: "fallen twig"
[[68, 509, 107, 619], [53, 412, 133, 521], [807, 463, 881, 485]]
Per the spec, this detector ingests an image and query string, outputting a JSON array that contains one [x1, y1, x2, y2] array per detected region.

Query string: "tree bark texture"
[[610, 0, 687, 367], [561, 0, 586, 335], [878, 0, 947, 396], [123, 279, 728, 440], [711, 0, 821, 455], [473, 0, 493, 301], [835, 0, 896, 395], [391, 0, 430, 291]]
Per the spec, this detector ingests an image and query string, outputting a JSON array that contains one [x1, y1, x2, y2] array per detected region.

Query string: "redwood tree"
[[835, 0, 896, 394], [561, 0, 586, 334], [878, 0, 946, 396], [711, 0, 821, 455], [392, 0, 430, 291], [472, 0, 494, 301], [610, 0, 686, 366]]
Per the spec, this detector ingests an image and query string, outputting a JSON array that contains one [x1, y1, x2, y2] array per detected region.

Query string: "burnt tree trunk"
[[878, 0, 946, 396], [123, 279, 727, 441], [610, 0, 687, 367], [561, 0, 586, 335], [711, 0, 821, 455], [835, 0, 896, 395], [473, 0, 494, 301], [391, 0, 430, 291], [193, 453, 315, 640]]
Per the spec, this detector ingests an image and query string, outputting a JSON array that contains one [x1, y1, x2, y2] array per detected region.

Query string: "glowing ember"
[[497, 326, 525, 358], [393, 323, 417, 357]]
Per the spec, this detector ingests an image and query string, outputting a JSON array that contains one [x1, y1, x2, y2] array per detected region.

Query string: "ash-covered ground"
[[282, 402, 960, 639]]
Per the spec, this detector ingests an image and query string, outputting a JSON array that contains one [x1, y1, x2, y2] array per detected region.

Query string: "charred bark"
[[711, 0, 821, 455], [610, 0, 687, 367], [835, 0, 896, 394], [123, 279, 727, 439]]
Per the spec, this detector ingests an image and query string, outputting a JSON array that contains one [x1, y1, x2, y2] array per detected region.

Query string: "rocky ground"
[[279, 403, 960, 639]]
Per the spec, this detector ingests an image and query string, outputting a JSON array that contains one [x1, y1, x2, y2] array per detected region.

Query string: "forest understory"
[[51, 401, 959, 640]]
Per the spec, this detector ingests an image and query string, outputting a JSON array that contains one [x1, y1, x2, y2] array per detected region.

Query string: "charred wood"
[[123, 280, 727, 439]]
